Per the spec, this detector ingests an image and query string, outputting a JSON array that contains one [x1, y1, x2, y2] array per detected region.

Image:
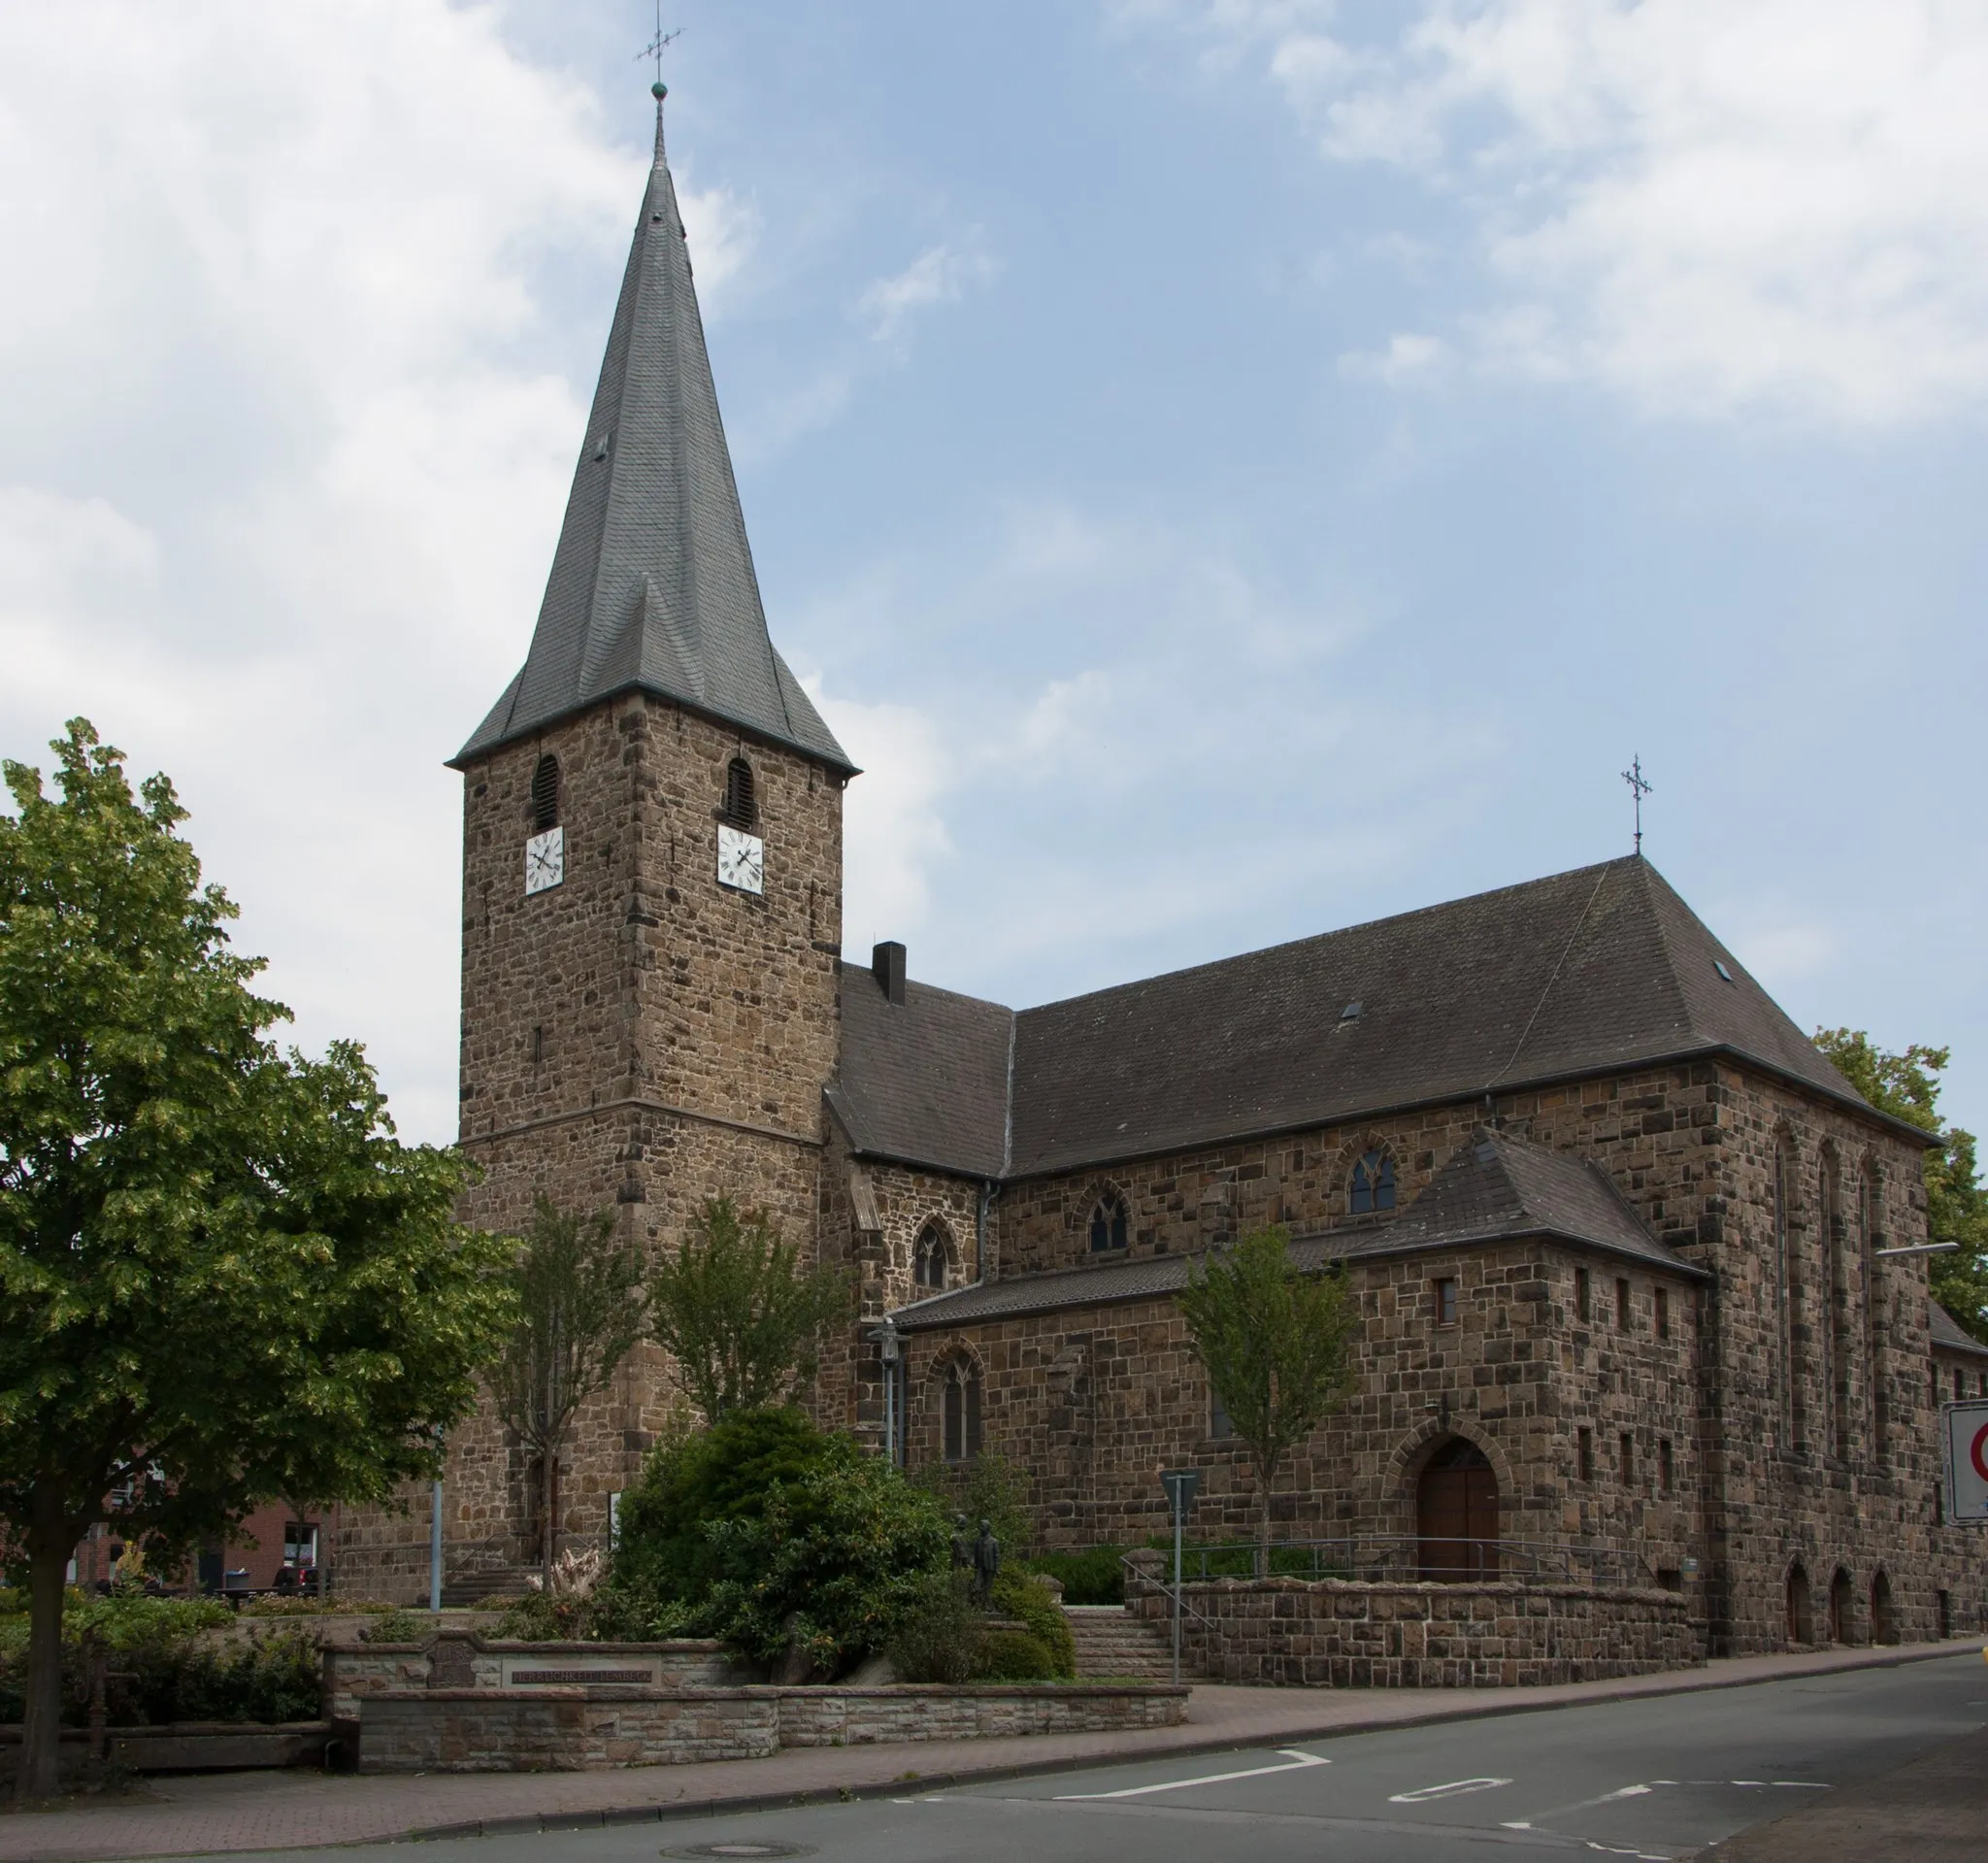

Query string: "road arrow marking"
[[1389, 1777, 1512, 1803], [1055, 1749, 1331, 1800]]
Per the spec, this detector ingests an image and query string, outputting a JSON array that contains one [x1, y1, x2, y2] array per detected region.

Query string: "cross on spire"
[[637, 5, 681, 96], [1621, 754, 1652, 854]]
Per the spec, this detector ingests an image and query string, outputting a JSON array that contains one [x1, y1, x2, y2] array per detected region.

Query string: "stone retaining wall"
[[357, 1682, 1188, 1773], [322, 1633, 740, 1723], [1130, 1573, 1699, 1686]]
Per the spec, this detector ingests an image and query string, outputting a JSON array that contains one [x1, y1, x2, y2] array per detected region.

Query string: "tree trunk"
[[540, 1444, 558, 1593], [1255, 1451, 1273, 1580], [18, 1501, 73, 1801]]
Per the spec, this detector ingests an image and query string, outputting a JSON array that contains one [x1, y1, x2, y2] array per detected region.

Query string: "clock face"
[[715, 823, 764, 895], [524, 825, 564, 896]]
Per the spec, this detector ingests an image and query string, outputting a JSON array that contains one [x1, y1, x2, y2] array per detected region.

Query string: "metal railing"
[[1125, 1536, 1649, 1589]]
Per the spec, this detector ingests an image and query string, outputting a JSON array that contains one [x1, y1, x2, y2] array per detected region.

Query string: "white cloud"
[[1338, 332, 1454, 385], [1131, 0, 1988, 423], [858, 242, 997, 342], [812, 686, 955, 953], [0, 1, 758, 1142]]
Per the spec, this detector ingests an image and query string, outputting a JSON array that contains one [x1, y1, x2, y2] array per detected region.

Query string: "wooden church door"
[[1417, 1438, 1499, 1580]]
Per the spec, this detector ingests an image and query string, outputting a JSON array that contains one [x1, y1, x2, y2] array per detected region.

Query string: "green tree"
[[486, 1199, 646, 1590], [646, 1196, 850, 1423], [1176, 1223, 1360, 1573], [0, 721, 514, 1799], [1814, 1028, 1988, 1340]]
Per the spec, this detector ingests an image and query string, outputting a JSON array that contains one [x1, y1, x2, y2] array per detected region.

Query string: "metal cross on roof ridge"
[[1621, 754, 1653, 854]]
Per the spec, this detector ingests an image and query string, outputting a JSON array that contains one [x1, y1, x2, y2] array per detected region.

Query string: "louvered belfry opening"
[[529, 754, 560, 832], [723, 756, 757, 829]]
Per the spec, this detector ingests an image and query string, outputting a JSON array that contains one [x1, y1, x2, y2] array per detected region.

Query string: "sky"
[[2, 0, 1984, 1148]]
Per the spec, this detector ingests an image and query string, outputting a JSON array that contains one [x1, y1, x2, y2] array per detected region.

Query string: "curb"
[[382, 1642, 1975, 1846]]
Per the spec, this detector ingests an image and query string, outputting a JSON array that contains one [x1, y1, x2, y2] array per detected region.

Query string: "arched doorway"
[[1870, 1572, 1896, 1646], [1829, 1568, 1853, 1645], [1417, 1438, 1498, 1580], [1786, 1564, 1814, 1645]]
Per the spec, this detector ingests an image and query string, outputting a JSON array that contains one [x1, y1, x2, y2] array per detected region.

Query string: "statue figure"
[[972, 1516, 1001, 1603], [950, 1513, 973, 1575]]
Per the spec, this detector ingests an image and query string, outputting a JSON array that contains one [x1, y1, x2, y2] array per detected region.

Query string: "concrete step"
[[439, 1566, 534, 1609], [1064, 1604, 1199, 1680]]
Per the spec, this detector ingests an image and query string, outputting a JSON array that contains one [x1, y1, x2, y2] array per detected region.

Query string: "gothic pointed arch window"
[[1088, 1189, 1129, 1254], [1349, 1148, 1397, 1215], [530, 754, 560, 831], [1860, 1160, 1888, 1466], [1774, 1133, 1806, 1452], [1822, 1146, 1849, 1462], [913, 1221, 951, 1292], [942, 1357, 983, 1462], [722, 756, 758, 829]]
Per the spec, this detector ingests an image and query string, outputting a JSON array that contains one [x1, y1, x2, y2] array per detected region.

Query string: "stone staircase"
[[438, 1565, 534, 1609], [1064, 1603, 1199, 1680]]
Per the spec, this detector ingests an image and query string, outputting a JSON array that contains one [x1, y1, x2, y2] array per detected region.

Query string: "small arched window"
[[913, 1222, 950, 1291], [1349, 1149, 1397, 1214], [530, 754, 560, 832], [723, 756, 757, 829], [1088, 1191, 1129, 1254], [942, 1359, 983, 1462]]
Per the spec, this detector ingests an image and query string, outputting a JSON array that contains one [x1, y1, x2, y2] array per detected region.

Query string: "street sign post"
[[1158, 1469, 1202, 1684], [1941, 1400, 1988, 1524]]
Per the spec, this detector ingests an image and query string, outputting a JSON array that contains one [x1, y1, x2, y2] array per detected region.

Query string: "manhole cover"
[[666, 1846, 815, 1859]]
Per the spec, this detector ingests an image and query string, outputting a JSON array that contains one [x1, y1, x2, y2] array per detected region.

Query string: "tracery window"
[[1349, 1149, 1396, 1214], [913, 1222, 950, 1291], [1088, 1190, 1129, 1254], [942, 1359, 983, 1462]]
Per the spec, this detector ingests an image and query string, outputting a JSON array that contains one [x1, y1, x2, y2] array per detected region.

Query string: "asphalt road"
[[229, 1653, 1987, 1862]]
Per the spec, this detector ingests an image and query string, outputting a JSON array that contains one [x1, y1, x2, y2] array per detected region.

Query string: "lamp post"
[[874, 1319, 902, 1465]]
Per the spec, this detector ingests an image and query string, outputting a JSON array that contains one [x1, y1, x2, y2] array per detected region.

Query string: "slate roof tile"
[[1930, 1300, 1988, 1360], [835, 857, 1917, 1182], [890, 1128, 1703, 1332], [453, 107, 851, 776]]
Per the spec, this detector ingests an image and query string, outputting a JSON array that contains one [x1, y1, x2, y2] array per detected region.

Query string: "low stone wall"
[[358, 1682, 1188, 1774], [322, 1632, 742, 1722], [1130, 1573, 1700, 1686]]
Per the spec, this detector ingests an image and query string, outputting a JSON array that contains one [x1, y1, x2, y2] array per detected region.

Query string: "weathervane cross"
[[637, 4, 681, 90], [1621, 754, 1653, 854]]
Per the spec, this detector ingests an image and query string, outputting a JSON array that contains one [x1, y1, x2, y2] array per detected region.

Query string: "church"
[[339, 93, 1988, 1658]]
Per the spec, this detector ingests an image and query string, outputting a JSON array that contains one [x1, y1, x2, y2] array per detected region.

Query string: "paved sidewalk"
[[0, 1641, 1972, 1862]]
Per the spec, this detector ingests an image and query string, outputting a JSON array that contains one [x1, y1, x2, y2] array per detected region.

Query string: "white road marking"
[[1054, 1748, 1331, 1800], [1388, 1777, 1512, 1804]]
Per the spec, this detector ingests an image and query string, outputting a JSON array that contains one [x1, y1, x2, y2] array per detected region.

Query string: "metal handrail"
[[1118, 1551, 1223, 1633], [1127, 1536, 1648, 1589]]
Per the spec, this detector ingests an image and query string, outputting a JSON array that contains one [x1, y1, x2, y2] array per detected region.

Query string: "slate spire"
[[454, 87, 852, 774]]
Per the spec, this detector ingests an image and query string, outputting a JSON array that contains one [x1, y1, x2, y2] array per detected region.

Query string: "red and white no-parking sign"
[[1941, 1400, 1988, 1523]]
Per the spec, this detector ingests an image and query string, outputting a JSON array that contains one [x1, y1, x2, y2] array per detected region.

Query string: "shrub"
[[362, 1609, 429, 1644], [606, 1408, 841, 1617], [1026, 1547, 1128, 1606], [989, 1570, 1075, 1680], [695, 1449, 950, 1673], [238, 1595, 399, 1617], [973, 1629, 1055, 1681], [0, 1592, 320, 1726], [885, 1572, 980, 1684], [601, 1408, 950, 1669]]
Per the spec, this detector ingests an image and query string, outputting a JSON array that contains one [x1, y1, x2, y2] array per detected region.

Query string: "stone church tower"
[[341, 90, 855, 1592]]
